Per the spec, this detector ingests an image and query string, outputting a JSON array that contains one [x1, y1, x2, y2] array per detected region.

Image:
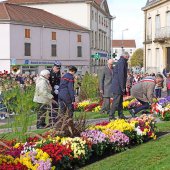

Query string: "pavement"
[[0, 116, 163, 134]]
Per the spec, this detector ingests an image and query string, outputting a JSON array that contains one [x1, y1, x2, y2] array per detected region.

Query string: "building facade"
[[142, 0, 170, 73], [0, 3, 90, 74], [112, 40, 136, 61], [7, 0, 113, 73]]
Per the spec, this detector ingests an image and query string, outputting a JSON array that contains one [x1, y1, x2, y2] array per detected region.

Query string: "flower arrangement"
[[151, 96, 170, 120], [20, 149, 54, 170], [0, 115, 157, 169]]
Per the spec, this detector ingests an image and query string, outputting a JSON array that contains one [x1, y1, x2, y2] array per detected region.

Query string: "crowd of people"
[[100, 51, 166, 120], [0, 54, 170, 127]]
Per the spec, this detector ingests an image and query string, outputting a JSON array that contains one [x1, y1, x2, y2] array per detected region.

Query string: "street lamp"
[[111, 16, 116, 58], [121, 28, 128, 52]]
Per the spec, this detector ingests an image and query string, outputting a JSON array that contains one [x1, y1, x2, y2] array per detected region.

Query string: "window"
[[25, 43, 31, 56], [52, 32, 56, 40], [95, 31, 97, 49], [147, 49, 152, 67], [147, 17, 152, 40], [25, 29, 30, 38], [156, 48, 160, 69], [91, 31, 94, 48], [77, 46, 82, 57], [92, 10, 94, 20], [99, 15, 101, 24], [77, 34, 82, 42], [51, 44, 57, 57], [95, 12, 97, 22], [167, 11, 170, 26], [155, 15, 161, 33]]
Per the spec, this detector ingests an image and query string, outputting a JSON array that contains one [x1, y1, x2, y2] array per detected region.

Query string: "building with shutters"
[[142, 0, 170, 73], [0, 2, 90, 74], [7, 0, 113, 73]]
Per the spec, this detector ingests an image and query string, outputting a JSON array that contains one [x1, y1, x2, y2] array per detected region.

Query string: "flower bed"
[[152, 96, 170, 121], [74, 99, 101, 112], [0, 115, 156, 169]]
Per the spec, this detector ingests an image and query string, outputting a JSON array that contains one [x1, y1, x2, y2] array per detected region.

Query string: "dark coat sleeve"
[[68, 80, 75, 102], [118, 60, 126, 92], [99, 68, 105, 91]]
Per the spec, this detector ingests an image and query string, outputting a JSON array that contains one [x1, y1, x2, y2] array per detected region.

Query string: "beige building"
[[142, 0, 170, 73]]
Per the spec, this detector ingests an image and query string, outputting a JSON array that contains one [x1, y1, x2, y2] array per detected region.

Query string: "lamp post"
[[121, 28, 128, 52], [111, 16, 116, 58]]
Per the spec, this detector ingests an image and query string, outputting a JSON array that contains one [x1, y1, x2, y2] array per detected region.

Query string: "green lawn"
[[82, 122, 170, 170]]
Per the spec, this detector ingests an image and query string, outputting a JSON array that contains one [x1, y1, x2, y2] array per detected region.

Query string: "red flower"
[[0, 162, 27, 170], [40, 143, 73, 165]]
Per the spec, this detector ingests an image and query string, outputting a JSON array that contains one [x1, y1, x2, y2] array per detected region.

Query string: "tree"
[[130, 48, 144, 67]]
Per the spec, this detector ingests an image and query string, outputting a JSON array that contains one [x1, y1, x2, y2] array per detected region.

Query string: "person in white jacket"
[[33, 70, 53, 129]]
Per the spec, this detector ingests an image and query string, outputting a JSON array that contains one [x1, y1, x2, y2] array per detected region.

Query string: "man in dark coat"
[[100, 59, 114, 114], [58, 66, 77, 117], [109, 52, 130, 120], [49, 61, 61, 124]]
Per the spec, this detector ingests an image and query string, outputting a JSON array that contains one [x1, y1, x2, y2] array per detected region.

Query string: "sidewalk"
[[0, 116, 163, 134]]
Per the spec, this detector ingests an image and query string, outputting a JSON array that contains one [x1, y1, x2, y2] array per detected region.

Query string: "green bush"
[[79, 73, 99, 101]]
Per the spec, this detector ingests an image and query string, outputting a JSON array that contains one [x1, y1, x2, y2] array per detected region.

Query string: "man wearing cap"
[[49, 61, 61, 124]]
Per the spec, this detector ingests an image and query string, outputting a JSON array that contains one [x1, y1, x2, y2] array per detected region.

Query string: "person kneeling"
[[129, 74, 164, 117]]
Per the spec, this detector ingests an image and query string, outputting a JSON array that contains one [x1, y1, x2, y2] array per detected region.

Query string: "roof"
[[0, 2, 88, 31], [112, 40, 136, 48], [142, 0, 167, 11], [7, 0, 103, 5]]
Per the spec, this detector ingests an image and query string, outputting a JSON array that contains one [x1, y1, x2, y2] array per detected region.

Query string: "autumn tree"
[[130, 48, 144, 67]]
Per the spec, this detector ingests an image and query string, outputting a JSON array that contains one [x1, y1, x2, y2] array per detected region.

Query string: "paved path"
[[0, 116, 163, 134]]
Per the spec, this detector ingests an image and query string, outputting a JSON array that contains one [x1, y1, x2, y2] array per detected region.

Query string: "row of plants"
[[0, 115, 156, 170], [74, 99, 102, 112]]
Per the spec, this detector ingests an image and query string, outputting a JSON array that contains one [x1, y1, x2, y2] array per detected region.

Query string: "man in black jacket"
[[109, 52, 130, 120], [49, 61, 61, 125]]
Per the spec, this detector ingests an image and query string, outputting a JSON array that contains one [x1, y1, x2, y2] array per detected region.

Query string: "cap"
[[54, 60, 61, 68]]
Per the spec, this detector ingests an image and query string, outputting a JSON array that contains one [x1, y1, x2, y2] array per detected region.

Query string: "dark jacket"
[[112, 56, 128, 95], [163, 68, 169, 78], [100, 66, 113, 97], [58, 73, 75, 103], [49, 69, 61, 98]]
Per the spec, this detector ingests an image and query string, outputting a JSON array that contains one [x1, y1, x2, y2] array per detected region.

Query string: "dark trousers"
[[167, 89, 170, 96], [155, 89, 161, 98], [110, 94, 123, 118], [37, 104, 48, 127], [101, 97, 110, 114], [133, 99, 150, 114], [59, 99, 74, 118]]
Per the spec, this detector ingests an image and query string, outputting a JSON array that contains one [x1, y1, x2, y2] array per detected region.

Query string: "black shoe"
[[37, 125, 45, 129], [109, 116, 116, 121], [129, 109, 136, 118], [119, 115, 128, 119]]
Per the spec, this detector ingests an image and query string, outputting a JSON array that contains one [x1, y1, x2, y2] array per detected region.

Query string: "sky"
[[0, 0, 146, 47], [108, 0, 147, 48]]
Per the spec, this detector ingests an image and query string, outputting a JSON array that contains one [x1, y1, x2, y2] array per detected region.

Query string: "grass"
[[0, 129, 48, 140], [82, 121, 170, 170]]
